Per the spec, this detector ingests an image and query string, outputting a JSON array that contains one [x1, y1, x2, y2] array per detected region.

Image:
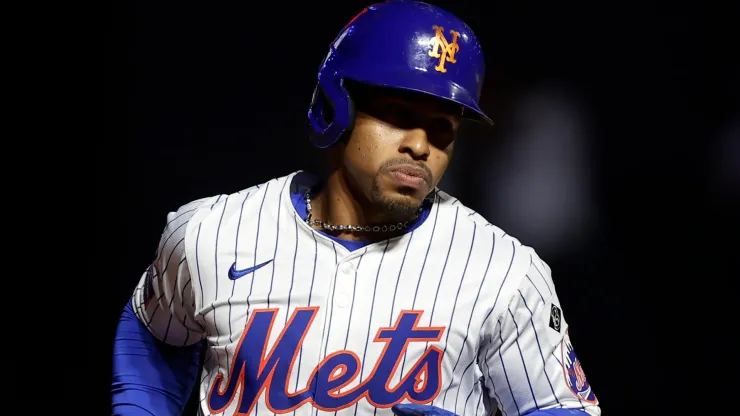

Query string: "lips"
[[386, 165, 431, 189]]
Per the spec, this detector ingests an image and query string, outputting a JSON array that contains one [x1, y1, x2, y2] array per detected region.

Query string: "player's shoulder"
[[433, 189, 526, 245], [433, 188, 543, 266], [168, 171, 299, 234], [434, 189, 554, 316]]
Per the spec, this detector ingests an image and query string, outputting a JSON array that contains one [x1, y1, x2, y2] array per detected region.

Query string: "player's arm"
[[111, 199, 212, 414], [112, 302, 202, 415], [478, 252, 602, 416]]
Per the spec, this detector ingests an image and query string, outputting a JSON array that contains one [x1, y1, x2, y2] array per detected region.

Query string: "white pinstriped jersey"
[[132, 171, 601, 416]]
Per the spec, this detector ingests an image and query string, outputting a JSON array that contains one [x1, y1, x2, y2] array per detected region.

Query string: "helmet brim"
[[345, 70, 493, 126]]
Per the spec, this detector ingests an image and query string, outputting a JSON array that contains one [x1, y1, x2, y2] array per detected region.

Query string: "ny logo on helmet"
[[429, 25, 461, 73]]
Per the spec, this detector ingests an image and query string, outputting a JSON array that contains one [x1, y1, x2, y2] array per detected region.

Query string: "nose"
[[398, 128, 430, 161]]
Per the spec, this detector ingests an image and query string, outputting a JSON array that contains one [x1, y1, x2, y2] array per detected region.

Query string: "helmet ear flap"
[[307, 68, 355, 148]]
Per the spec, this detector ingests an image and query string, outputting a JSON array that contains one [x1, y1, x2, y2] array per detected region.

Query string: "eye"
[[425, 117, 456, 149], [426, 118, 454, 135], [376, 102, 416, 129]]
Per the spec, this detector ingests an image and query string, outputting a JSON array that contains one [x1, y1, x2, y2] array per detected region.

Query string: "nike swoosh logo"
[[228, 259, 273, 280]]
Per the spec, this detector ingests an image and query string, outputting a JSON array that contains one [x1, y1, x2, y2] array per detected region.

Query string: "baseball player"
[[112, 1, 602, 415]]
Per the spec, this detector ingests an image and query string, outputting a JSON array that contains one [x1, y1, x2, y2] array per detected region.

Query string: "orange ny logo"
[[428, 25, 461, 73]]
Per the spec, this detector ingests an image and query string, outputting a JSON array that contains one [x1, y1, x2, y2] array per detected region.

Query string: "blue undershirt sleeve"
[[111, 301, 202, 415]]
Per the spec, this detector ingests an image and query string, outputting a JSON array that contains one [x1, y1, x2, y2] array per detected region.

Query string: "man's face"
[[340, 87, 462, 221]]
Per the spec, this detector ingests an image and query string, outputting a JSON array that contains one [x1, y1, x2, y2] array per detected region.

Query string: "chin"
[[375, 190, 424, 221], [369, 174, 428, 221], [389, 192, 422, 206]]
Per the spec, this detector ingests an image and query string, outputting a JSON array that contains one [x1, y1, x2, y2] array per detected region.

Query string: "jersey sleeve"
[[131, 198, 210, 347], [478, 252, 601, 415]]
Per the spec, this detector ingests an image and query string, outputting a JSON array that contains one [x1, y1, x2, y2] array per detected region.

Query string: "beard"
[[368, 174, 426, 224]]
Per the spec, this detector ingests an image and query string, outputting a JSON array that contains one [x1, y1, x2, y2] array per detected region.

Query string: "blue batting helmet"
[[307, 0, 493, 148]]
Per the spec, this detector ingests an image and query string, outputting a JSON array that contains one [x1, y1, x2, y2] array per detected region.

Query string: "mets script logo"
[[562, 331, 598, 404], [207, 307, 445, 414], [429, 25, 461, 73]]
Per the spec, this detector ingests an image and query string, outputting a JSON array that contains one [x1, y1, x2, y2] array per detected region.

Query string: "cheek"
[[348, 124, 395, 171], [429, 150, 452, 185], [343, 131, 380, 181]]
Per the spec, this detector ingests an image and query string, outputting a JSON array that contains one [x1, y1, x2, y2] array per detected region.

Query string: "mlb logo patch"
[[143, 265, 156, 304], [549, 304, 562, 332]]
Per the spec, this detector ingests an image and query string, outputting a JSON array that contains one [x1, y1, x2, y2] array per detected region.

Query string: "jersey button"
[[335, 293, 350, 308], [341, 262, 354, 274]]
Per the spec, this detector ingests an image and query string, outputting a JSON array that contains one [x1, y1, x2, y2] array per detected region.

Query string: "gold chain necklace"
[[304, 189, 422, 233]]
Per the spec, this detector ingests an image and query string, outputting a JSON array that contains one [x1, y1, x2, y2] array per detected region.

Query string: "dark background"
[[103, 1, 738, 414]]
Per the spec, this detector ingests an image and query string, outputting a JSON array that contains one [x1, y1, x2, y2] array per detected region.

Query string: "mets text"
[[208, 307, 446, 414]]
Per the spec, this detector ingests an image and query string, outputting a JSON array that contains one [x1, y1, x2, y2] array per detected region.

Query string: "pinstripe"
[[517, 288, 560, 406], [424, 207, 461, 344], [442, 232, 495, 409], [212, 196, 231, 354], [267, 178, 290, 308], [352, 240, 390, 416], [291, 231, 319, 416], [495, 326, 520, 416], [246, 181, 270, 313], [507, 307, 539, 410], [227, 191, 251, 340], [397, 195, 441, 384], [162, 257, 188, 343]]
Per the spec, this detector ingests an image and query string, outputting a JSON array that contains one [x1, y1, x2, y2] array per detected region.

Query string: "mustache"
[[379, 158, 434, 184]]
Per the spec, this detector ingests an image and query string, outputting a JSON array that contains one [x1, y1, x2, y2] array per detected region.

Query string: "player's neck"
[[309, 170, 398, 241]]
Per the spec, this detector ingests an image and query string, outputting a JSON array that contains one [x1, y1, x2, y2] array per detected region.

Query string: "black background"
[[103, 1, 738, 414]]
